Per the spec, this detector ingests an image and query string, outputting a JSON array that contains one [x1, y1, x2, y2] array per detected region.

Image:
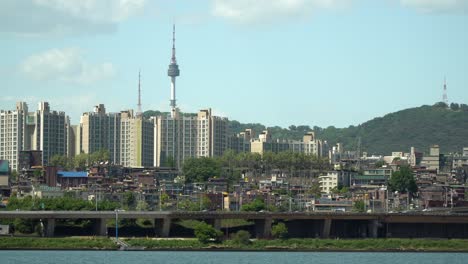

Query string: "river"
[[1, 251, 466, 264]]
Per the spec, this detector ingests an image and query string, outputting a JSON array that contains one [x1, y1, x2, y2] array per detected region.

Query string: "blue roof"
[[57, 171, 88, 178]]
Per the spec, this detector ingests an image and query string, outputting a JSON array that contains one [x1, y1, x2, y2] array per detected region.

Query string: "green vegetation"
[[193, 221, 223, 243], [6, 196, 119, 211], [231, 230, 251, 245], [49, 149, 109, 170], [127, 238, 205, 248], [182, 157, 222, 183], [271, 222, 288, 240], [182, 150, 330, 188], [388, 166, 418, 193], [126, 238, 468, 252], [0, 237, 117, 250], [2, 237, 468, 251], [215, 103, 468, 155], [353, 200, 365, 213], [241, 198, 265, 212]]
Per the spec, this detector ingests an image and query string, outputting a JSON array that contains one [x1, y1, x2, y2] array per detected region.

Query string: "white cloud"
[[0, 0, 147, 36], [20, 48, 116, 84], [212, 0, 351, 24], [399, 0, 468, 13]]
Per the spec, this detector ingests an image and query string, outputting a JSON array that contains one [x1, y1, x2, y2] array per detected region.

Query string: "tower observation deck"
[[168, 24, 180, 117]]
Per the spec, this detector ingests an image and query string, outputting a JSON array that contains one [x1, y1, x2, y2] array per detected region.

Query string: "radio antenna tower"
[[443, 77, 448, 105], [356, 136, 361, 170], [137, 70, 142, 117]]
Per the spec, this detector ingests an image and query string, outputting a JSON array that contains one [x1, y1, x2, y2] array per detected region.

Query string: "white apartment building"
[[154, 109, 229, 169], [0, 102, 28, 171], [0, 102, 70, 171]]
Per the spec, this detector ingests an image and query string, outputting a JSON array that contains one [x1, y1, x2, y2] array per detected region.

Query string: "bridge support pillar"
[[368, 220, 379, 238], [205, 219, 221, 230], [45, 218, 55, 237], [255, 218, 272, 239], [94, 219, 107, 236], [322, 218, 332, 238], [155, 218, 171, 237]]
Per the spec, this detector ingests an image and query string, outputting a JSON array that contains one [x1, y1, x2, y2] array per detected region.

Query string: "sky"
[[1, 0, 468, 128]]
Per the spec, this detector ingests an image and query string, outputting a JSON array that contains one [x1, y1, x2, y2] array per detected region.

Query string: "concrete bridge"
[[1, 211, 468, 239]]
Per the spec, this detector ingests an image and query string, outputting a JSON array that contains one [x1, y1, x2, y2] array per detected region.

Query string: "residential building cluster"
[[1, 26, 468, 214]]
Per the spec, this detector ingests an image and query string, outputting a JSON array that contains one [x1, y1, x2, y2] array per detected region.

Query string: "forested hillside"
[[145, 102, 468, 155]]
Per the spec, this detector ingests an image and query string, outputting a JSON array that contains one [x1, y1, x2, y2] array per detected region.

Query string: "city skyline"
[[1, 0, 468, 128]]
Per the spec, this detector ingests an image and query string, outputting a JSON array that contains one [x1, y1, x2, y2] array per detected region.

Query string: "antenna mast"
[[443, 77, 448, 105], [137, 70, 142, 117]]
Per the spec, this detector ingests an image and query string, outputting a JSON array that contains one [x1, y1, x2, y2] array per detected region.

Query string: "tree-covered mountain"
[[230, 103, 468, 155], [145, 102, 468, 155]]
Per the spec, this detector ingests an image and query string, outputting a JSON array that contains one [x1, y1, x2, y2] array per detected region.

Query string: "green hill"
[[229, 103, 468, 155], [145, 103, 468, 155]]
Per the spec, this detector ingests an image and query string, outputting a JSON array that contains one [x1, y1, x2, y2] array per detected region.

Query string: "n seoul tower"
[[168, 24, 180, 118]]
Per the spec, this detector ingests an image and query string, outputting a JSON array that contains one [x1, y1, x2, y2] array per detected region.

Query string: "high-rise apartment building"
[[197, 109, 229, 157], [154, 111, 197, 168], [120, 110, 154, 167], [0, 102, 28, 171], [77, 105, 154, 168], [1, 102, 70, 170], [78, 104, 121, 163], [154, 109, 229, 168]]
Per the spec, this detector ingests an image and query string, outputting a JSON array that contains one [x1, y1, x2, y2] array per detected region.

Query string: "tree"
[[10, 170, 18, 182], [232, 230, 251, 245], [388, 166, 417, 193], [49, 155, 69, 169], [374, 160, 386, 168], [241, 198, 265, 212], [88, 149, 109, 165], [307, 182, 322, 198], [123, 192, 136, 209], [136, 200, 148, 211], [460, 104, 468, 112], [450, 103, 460, 111], [194, 221, 223, 243], [353, 200, 365, 212], [73, 153, 88, 171], [434, 102, 448, 108], [271, 222, 288, 239], [182, 157, 221, 183]]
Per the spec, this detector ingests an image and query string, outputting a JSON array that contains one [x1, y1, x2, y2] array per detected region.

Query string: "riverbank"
[[126, 238, 468, 252], [1, 237, 468, 252], [0, 237, 117, 250]]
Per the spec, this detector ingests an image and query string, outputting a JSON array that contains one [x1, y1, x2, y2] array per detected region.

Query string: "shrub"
[[194, 222, 222, 244], [231, 230, 251, 245], [271, 222, 288, 240]]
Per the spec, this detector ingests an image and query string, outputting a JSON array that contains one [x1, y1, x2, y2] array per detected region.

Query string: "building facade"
[[0, 102, 28, 171], [79, 104, 121, 164], [1, 102, 69, 171]]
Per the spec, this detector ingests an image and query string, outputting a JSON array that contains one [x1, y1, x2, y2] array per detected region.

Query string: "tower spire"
[[137, 70, 142, 117], [168, 24, 180, 118], [171, 24, 177, 64]]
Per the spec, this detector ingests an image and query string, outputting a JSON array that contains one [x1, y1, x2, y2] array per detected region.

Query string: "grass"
[[1, 237, 468, 251], [0, 237, 117, 250], [127, 238, 468, 252]]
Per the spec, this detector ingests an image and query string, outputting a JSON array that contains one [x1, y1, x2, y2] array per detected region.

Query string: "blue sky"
[[1, 0, 467, 128]]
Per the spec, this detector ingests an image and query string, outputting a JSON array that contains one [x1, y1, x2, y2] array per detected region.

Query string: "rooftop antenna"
[[137, 70, 142, 117]]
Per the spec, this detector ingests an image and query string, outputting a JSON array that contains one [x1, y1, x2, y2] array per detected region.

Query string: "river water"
[[1, 251, 466, 264]]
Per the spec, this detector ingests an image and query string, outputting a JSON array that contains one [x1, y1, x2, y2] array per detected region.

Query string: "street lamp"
[[114, 209, 125, 241]]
